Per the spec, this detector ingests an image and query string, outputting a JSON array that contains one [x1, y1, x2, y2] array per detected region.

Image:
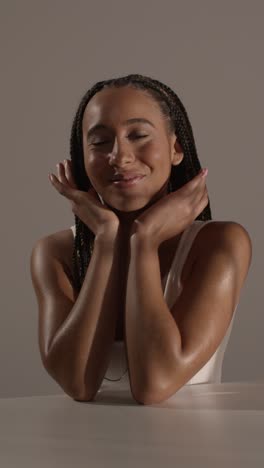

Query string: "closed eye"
[[92, 134, 148, 146]]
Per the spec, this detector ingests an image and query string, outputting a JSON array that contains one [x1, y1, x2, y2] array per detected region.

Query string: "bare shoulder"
[[33, 227, 74, 261], [31, 227, 75, 292], [195, 220, 252, 251], [194, 220, 253, 280]]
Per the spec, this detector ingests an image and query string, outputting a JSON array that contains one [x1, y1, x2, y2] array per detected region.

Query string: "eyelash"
[[92, 134, 148, 146]]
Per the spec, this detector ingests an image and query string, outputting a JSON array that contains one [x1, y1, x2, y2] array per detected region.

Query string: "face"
[[82, 86, 183, 218]]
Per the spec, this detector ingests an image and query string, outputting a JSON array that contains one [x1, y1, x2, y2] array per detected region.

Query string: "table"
[[0, 381, 263, 467]]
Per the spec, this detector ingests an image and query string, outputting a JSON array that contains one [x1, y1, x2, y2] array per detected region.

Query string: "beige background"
[[1, 1, 262, 397]]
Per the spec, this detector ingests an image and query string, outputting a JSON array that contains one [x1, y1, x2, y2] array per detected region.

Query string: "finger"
[[56, 163, 69, 185], [195, 169, 208, 186], [64, 159, 78, 189], [201, 186, 209, 211], [188, 172, 208, 212], [194, 169, 208, 192], [196, 184, 208, 214], [195, 179, 208, 208], [50, 173, 79, 203], [181, 169, 207, 199], [184, 183, 207, 220]]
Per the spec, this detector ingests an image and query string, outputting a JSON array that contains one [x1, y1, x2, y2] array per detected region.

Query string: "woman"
[[30, 74, 252, 405]]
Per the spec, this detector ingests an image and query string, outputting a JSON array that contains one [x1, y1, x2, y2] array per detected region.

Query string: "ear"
[[170, 133, 184, 166]]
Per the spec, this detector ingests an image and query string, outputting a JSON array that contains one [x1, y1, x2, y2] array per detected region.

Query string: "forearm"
[[125, 237, 182, 400], [46, 233, 123, 400]]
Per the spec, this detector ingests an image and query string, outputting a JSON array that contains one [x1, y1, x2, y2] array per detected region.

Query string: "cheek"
[[145, 139, 167, 157], [84, 155, 102, 175], [144, 143, 170, 169], [84, 156, 108, 192]]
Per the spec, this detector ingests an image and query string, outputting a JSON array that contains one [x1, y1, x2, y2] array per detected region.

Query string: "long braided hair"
[[69, 73, 212, 294]]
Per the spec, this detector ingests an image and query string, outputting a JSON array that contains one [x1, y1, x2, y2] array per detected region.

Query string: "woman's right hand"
[[49, 159, 120, 239]]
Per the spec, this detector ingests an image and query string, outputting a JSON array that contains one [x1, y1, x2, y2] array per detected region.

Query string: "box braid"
[[69, 73, 212, 295]]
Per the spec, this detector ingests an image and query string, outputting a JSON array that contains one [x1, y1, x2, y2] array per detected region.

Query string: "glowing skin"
[[81, 86, 184, 232]]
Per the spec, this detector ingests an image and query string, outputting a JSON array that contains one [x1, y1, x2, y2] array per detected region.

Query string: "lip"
[[111, 175, 146, 188], [111, 173, 145, 181]]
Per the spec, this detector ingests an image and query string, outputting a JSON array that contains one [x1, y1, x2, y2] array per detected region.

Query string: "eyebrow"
[[86, 118, 155, 139]]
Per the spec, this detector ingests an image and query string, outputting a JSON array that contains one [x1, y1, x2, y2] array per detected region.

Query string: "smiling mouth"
[[111, 175, 146, 188]]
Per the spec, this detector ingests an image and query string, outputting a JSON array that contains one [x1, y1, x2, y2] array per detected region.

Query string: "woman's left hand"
[[130, 169, 209, 248]]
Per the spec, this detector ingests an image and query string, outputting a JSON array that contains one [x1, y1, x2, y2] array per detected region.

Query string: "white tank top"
[[70, 220, 237, 389]]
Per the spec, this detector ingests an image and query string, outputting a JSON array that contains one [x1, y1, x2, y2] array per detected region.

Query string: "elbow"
[[63, 383, 95, 402], [72, 393, 95, 402], [131, 365, 185, 405], [132, 387, 170, 405], [69, 380, 98, 402], [43, 356, 93, 401], [134, 383, 183, 406]]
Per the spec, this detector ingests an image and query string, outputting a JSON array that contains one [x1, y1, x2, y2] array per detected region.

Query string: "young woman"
[[30, 74, 252, 405]]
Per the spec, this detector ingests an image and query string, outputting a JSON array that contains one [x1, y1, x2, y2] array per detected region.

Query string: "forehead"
[[82, 86, 163, 131]]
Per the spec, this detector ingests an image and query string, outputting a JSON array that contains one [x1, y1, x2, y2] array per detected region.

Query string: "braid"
[[69, 74, 212, 295]]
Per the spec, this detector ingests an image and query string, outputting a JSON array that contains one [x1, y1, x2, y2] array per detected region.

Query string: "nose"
[[108, 138, 135, 167]]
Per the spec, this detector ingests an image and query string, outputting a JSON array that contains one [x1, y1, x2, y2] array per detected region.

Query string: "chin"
[[105, 198, 148, 213]]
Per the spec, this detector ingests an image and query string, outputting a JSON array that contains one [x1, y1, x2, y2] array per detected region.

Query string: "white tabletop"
[[1, 381, 264, 467]]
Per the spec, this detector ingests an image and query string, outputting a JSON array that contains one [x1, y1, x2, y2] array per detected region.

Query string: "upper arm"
[[30, 237, 77, 366], [168, 221, 252, 391]]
